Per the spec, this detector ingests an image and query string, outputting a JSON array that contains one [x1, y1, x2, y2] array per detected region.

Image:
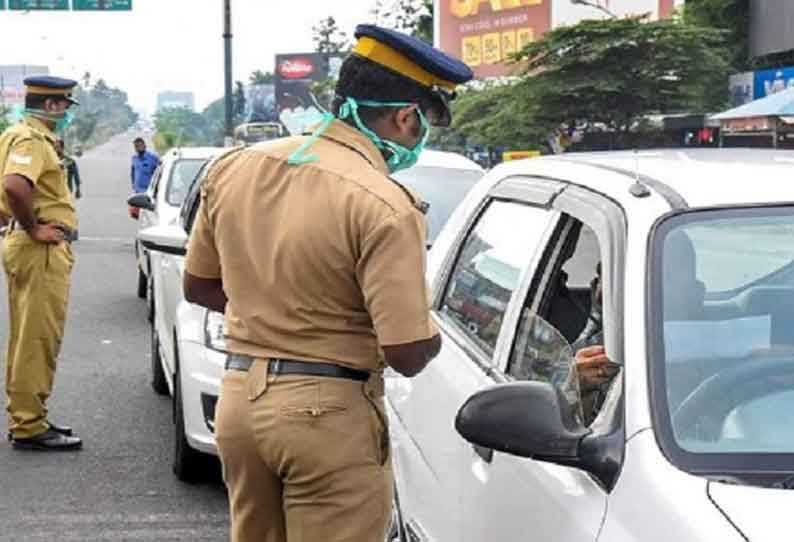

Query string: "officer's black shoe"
[[6, 421, 72, 442], [11, 429, 82, 451], [47, 421, 73, 436]]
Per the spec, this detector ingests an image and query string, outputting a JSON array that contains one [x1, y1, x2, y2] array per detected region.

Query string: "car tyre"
[[173, 367, 218, 483], [137, 268, 147, 299], [150, 325, 169, 396]]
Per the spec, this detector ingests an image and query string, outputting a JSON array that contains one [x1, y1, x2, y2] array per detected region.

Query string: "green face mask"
[[23, 108, 75, 133], [287, 97, 430, 174]]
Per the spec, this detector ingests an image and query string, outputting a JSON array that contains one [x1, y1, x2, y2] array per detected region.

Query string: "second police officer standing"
[[0, 76, 82, 450], [183, 25, 473, 542]]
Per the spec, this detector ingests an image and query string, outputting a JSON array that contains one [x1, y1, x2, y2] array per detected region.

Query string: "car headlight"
[[204, 311, 227, 352]]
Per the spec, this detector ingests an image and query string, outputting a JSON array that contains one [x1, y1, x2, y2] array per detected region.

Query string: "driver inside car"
[[571, 262, 620, 423]]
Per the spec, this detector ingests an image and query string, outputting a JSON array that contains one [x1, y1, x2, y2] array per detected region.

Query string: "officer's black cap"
[[24, 76, 80, 105], [351, 24, 474, 126]]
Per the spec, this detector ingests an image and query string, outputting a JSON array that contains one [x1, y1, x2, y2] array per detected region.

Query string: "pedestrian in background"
[[183, 24, 472, 542], [55, 138, 81, 199], [0, 76, 83, 451], [130, 137, 159, 193]]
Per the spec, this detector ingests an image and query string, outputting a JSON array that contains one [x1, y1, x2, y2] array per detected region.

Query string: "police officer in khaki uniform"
[[184, 25, 472, 542], [1, 76, 82, 451]]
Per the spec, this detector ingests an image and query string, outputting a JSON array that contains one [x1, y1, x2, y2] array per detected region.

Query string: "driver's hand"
[[575, 345, 620, 391]]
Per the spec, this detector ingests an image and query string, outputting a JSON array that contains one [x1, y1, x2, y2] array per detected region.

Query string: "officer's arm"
[[4, 174, 38, 230], [358, 212, 441, 378], [184, 272, 227, 313], [383, 335, 442, 377]]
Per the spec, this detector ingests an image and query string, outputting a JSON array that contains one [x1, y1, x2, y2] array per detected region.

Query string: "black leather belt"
[[226, 354, 370, 382]]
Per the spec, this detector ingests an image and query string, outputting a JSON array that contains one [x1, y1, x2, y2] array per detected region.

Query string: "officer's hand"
[[575, 345, 619, 391], [29, 223, 65, 244]]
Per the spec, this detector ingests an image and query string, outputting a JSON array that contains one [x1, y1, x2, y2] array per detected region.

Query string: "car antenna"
[[629, 148, 651, 198]]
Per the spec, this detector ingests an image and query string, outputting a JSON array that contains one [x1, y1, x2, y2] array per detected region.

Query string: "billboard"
[[1, 65, 50, 107], [750, 0, 794, 58], [274, 53, 344, 135], [435, 0, 683, 79], [245, 84, 277, 123], [754, 67, 794, 99], [552, 0, 681, 27], [435, 0, 551, 78]]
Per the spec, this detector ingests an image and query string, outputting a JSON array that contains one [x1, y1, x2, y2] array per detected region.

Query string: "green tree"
[[511, 15, 730, 134], [372, 0, 433, 43], [312, 16, 350, 54], [249, 70, 274, 85], [153, 107, 212, 152], [684, 0, 749, 71], [69, 78, 138, 150]]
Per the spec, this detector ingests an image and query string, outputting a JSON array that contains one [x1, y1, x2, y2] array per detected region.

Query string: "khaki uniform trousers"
[[216, 359, 392, 542], [2, 231, 73, 438]]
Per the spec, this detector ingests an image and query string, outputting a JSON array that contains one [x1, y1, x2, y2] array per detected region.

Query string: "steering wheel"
[[672, 357, 794, 441]]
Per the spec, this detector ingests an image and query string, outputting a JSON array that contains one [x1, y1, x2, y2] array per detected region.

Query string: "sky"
[[0, 0, 380, 114]]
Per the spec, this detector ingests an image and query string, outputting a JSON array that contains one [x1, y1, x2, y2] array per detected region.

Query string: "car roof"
[[164, 146, 226, 161], [491, 148, 794, 208], [415, 149, 483, 171]]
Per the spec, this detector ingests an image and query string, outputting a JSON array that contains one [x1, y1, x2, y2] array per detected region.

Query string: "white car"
[[131, 147, 222, 311], [138, 149, 483, 482], [386, 148, 794, 542]]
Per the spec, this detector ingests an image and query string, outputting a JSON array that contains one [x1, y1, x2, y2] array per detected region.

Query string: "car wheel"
[[150, 325, 169, 396], [137, 268, 147, 299], [173, 367, 217, 483]]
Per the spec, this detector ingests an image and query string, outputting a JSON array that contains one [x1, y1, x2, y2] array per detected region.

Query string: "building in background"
[[156, 91, 195, 112], [1, 65, 50, 108], [728, 2, 794, 107], [433, 0, 685, 79]]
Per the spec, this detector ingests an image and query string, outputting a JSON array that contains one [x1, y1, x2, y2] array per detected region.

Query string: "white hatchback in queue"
[[385, 148, 794, 542], [136, 148, 484, 482]]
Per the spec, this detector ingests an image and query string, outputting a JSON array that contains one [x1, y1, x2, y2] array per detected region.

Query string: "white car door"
[[389, 178, 564, 542], [459, 184, 628, 541]]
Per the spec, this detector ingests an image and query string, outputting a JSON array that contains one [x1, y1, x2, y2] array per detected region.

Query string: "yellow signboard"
[[482, 33, 502, 64], [503, 150, 541, 161], [501, 30, 517, 59], [462, 35, 483, 67]]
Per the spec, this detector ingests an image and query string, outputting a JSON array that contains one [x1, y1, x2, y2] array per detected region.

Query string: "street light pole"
[[223, 0, 234, 146]]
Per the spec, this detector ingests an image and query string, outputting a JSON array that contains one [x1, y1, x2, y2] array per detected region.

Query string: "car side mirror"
[[127, 193, 156, 211], [455, 381, 590, 461], [138, 224, 188, 256]]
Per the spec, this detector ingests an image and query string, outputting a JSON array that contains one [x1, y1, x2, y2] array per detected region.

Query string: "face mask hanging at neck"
[[287, 96, 430, 174], [22, 108, 75, 133]]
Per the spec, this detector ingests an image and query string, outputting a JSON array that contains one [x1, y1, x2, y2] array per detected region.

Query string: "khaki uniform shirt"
[[0, 117, 77, 230], [185, 120, 437, 371]]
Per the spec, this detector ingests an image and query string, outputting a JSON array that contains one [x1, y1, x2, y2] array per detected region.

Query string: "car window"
[[181, 164, 209, 234], [166, 159, 206, 207], [686, 219, 794, 295], [508, 219, 604, 423], [654, 209, 794, 456], [439, 200, 552, 361], [393, 165, 483, 245], [148, 165, 163, 199]]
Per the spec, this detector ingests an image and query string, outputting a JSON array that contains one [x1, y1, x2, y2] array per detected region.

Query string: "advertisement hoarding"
[[73, 0, 132, 10], [435, 0, 551, 79], [754, 67, 794, 100], [729, 71, 755, 107], [245, 84, 277, 123], [274, 53, 344, 135]]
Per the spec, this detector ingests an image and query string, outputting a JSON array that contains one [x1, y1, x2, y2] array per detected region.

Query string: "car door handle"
[[473, 444, 493, 463]]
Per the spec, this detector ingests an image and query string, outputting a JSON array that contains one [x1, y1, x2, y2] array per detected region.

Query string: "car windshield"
[[650, 207, 794, 474], [393, 166, 483, 244], [166, 159, 206, 207]]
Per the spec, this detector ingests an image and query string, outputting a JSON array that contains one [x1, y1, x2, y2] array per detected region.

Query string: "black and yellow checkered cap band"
[[353, 36, 457, 92]]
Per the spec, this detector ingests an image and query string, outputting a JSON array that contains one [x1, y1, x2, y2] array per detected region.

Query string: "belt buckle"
[[270, 358, 282, 375]]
